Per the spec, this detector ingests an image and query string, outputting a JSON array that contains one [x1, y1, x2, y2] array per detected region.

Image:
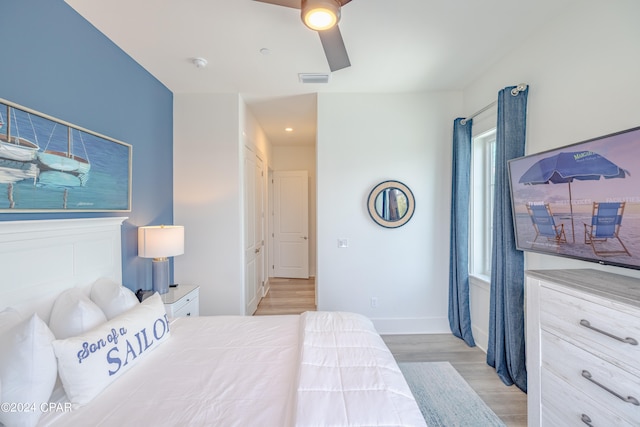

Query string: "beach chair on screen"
[[526, 203, 567, 246], [583, 202, 631, 257]]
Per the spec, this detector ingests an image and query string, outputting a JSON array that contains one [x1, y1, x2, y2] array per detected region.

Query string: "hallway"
[[253, 277, 316, 315]]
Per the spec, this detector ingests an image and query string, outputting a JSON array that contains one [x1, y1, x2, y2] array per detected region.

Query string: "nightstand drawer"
[[172, 296, 198, 317], [161, 285, 200, 318], [539, 284, 640, 372]]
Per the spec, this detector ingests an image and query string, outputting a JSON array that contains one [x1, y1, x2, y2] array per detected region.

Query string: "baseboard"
[[370, 316, 450, 335]]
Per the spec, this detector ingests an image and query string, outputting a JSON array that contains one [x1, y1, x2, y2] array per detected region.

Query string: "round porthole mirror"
[[367, 180, 415, 228]]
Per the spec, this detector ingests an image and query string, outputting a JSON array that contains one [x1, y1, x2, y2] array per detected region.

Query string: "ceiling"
[[65, 0, 575, 146]]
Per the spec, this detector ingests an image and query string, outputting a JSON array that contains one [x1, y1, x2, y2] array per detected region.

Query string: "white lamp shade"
[[138, 225, 184, 259]]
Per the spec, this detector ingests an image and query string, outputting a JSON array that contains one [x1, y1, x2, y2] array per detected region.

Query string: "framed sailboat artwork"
[[0, 98, 131, 212]]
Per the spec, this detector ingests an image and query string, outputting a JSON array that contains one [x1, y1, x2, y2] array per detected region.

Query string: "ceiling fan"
[[253, 0, 353, 72]]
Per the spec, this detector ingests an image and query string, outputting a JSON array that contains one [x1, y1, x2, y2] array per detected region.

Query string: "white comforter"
[[296, 312, 426, 427], [40, 312, 425, 427]]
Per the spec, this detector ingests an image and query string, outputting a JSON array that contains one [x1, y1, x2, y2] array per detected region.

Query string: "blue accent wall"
[[0, 0, 174, 291]]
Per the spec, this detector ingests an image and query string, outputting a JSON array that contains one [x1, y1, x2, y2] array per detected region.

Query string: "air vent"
[[298, 73, 331, 84]]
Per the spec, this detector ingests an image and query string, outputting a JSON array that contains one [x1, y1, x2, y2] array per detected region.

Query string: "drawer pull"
[[579, 319, 638, 345], [581, 414, 594, 426], [581, 370, 640, 406]]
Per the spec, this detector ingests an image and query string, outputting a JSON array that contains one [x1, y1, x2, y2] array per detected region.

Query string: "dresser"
[[526, 269, 640, 426], [160, 284, 200, 318]]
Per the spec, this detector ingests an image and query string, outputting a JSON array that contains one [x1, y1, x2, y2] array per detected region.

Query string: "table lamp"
[[138, 225, 184, 294]]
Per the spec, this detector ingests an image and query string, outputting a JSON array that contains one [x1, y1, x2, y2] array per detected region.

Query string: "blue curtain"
[[487, 86, 528, 392], [448, 118, 475, 347]]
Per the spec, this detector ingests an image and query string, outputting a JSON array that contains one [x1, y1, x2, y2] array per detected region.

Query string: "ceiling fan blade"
[[253, 0, 301, 9], [318, 25, 351, 72], [338, 0, 353, 5]]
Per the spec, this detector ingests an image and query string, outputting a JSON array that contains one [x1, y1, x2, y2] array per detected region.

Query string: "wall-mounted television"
[[508, 126, 640, 270]]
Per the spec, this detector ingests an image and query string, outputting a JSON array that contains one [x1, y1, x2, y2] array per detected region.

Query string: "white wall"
[[173, 93, 244, 315], [316, 91, 462, 334], [464, 0, 640, 349], [174, 93, 273, 315], [271, 145, 317, 277]]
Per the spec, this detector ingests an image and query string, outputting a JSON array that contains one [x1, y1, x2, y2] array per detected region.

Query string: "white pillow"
[[48, 288, 107, 339], [0, 314, 58, 427], [90, 277, 139, 320], [52, 293, 170, 406]]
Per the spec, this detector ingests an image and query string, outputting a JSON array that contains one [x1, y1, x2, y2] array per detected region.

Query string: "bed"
[[0, 218, 426, 427]]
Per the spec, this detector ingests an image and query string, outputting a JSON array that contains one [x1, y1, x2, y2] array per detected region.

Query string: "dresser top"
[[527, 269, 640, 308]]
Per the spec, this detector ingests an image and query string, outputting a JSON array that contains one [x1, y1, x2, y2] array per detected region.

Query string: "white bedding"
[[37, 312, 425, 427], [296, 312, 426, 427], [40, 315, 300, 427]]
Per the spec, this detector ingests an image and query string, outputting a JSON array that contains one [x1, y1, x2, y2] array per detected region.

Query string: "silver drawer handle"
[[579, 319, 638, 345], [581, 414, 594, 426], [581, 370, 640, 406]]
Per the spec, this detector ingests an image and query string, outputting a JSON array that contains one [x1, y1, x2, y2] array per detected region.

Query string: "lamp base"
[[152, 258, 170, 294]]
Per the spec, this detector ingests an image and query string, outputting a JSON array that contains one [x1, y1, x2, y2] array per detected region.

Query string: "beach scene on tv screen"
[[509, 127, 640, 268]]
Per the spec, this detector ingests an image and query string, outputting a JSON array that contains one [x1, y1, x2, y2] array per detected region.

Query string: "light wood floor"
[[254, 277, 527, 426], [254, 277, 317, 315]]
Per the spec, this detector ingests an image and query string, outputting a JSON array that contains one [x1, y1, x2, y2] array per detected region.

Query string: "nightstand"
[[160, 285, 199, 318]]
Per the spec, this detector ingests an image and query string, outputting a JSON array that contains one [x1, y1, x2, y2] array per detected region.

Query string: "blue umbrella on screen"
[[519, 150, 629, 242]]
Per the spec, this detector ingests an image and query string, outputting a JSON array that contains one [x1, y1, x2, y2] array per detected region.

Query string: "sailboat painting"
[[0, 98, 131, 211]]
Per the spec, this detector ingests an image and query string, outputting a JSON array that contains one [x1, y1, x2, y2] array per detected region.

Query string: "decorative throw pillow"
[[48, 288, 107, 339], [52, 293, 170, 406], [0, 314, 58, 427], [90, 277, 139, 320]]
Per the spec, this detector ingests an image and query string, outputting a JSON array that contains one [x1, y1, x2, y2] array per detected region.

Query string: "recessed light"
[[285, 127, 293, 132], [260, 48, 271, 55]]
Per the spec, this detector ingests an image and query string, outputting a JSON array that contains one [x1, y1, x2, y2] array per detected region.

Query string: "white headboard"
[[0, 217, 126, 320]]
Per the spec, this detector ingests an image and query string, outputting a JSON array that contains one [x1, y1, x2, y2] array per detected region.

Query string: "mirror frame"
[[367, 180, 415, 228]]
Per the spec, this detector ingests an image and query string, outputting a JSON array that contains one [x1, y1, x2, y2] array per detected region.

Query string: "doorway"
[[272, 170, 309, 278]]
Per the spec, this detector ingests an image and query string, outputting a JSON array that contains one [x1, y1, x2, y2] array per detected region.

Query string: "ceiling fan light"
[[302, 0, 341, 31]]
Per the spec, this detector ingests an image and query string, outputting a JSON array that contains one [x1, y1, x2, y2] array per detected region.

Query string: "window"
[[470, 129, 496, 279]]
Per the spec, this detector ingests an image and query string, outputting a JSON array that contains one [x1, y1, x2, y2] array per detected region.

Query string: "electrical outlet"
[[370, 297, 379, 308]]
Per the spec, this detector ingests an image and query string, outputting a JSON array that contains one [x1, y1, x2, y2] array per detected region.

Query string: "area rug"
[[399, 362, 506, 427]]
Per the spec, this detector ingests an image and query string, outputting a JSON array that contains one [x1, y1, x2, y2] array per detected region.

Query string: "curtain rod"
[[461, 83, 528, 125]]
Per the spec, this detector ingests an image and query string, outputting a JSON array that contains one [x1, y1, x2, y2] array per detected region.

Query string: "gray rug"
[[399, 362, 506, 427]]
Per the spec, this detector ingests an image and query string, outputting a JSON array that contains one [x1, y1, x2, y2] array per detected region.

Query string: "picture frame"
[[0, 98, 132, 212]]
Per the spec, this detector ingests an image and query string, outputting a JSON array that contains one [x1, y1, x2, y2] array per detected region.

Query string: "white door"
[[244, 148, 264, 315], [273, 171, 309, 278]]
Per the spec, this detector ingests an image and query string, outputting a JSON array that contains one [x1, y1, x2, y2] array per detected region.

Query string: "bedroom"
[[1, 0, 639, 426]]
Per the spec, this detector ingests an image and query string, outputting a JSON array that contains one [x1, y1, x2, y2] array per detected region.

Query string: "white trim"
[[370, 316, 449, 335], [469, 274, 491, 353]]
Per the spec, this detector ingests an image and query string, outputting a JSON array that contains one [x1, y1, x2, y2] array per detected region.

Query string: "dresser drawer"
[[542, 330, 640, 424], [541, 367, 634, 427], [539, 284, 640, 373]]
